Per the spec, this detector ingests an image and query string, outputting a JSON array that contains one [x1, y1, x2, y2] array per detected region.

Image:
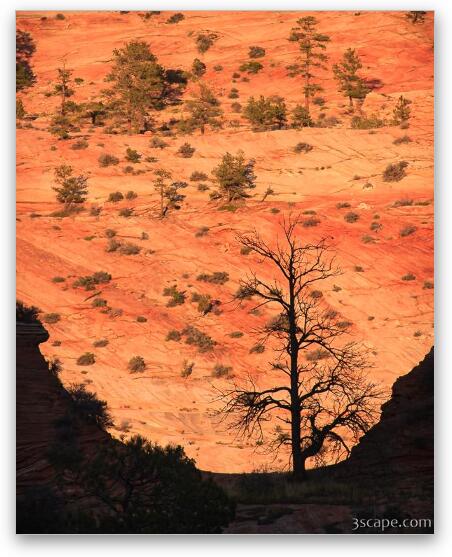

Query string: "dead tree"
[[219, 216, 384, 481]]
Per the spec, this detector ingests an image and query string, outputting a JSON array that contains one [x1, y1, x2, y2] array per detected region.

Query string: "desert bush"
[[43, 313, 61, 324], [196, 32, 218, 53], [177, 143, 196, 158], [393, 95, 412, 124], [383, 161, 408, 182], [108, 191, 124, 202], [336, 202, 351, 209], [52, 276, 66, 283], [119, 242, 141, 255], [195, 226, 209, 238], [423, 280, 434, 289], [105, 228, 117, 238], [212, 364, 232, 378], [90, 206, 101, 216], [354, 266, 364, 273], [402, 273, 416, 281], [196, 183, 209, 192], [231, 102, 242, 113], [249, 343, 265, 354], [192, 58, 206, 78], [351, 115, 384, 129], [73, 272, 111, 290], [270, 208, 280, 214], [393, 198, 413, 207], [244, 95, 287, 130], [361, 235, 375, 244], [92, 298, 107, 308], [229, 331, 243, 338], [119, 208, 134, 217], [303, 217, 320, 227], [140, 232, 149, 240], [106, 238, 121, 252], [393, 135, 412, 145], [344, 212, 359, 223], [181, 360, 195, 378], [166, 12, 184, 24], [191, 292, 212, 314], [77, 352, 96, 366], [84, 235, 95, 241], [125, 148, 141, 163], [163, 285, 186, 307], [190, 171, 208, 182], [291, 105, 313, 128], [400, 224, 417, 238], [128, 356, 146, 373], [249, 46, 265, 59], [125, 190, 138, 200], [93, 339, 109, 347], [293, 142, 313, 154], [370, 221, 383, 232], [93, 271, 111, 283], [197, 271, 229, 284], [213, 64, 223, 72], [55, 13, 65, 20], [166, 329, 182, 342], [71, 139, 89, 150], [313, 96, 326, 106], [150, 137, 168, 149], [182, 325, 216, 353], [239, 61, 263, 74], [228, 88, 239, 99], [99, 154, 120, 167]]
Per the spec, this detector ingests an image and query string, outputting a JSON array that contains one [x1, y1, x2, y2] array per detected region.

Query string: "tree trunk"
[[349, 96, 354, 109]]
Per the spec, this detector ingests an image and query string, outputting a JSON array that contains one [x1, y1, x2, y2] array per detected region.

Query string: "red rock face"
[[16, 11, 434, 473]]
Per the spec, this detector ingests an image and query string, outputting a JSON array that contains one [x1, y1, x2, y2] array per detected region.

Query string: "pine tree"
[[54, 65, 74, 116], [287, 16, 330, 112], [104, 42, 172, 131], [53, 165, 88, 207], [16, 30, 36, 91], [393, 95, 412, 125], [212, 151, 256, 203], [153, 170, 187, 217], [183, 84, 222, 134], [333, 48, 370, 110]]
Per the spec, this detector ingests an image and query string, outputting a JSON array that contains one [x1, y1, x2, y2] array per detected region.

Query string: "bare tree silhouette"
[[218, 216, 384, 481]]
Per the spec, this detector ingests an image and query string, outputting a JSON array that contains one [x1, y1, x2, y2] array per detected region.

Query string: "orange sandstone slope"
[[16, 11, 433, 473]]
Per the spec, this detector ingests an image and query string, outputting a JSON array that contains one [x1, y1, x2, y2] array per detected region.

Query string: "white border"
[[4, 0, 450, 555]]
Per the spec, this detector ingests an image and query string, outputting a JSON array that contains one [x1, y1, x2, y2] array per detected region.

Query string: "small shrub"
[[190, 171, 208, 182], [119, 242, 141, 255], [402, 273, 416, 281], [105, 228, 117, 238], [106, 238, 121, 252], [292, 105, 313, 128], [125, 190, 138, 200], [239, 61, 263, 74], [249, 46, 266, 59], [270, 208, 280, 214], [55, 13, 65, 20], [423, 280, 434, 290], [413, 330, 422, 337], [383, 161, 408, 182], [128, 356, 146, 373], [177, 143, 195, 158], [182, 325, 216, 352], [136, 315, 147, 323], [108, 191, 124, 202], [92, 298, 107, 308], [84, 235, 95, 241], [43, 313, 61, 324], [93, 339, 109, 348], [77, 352, 95, 366], [90, 206, 101, 216], [212, 364, 232, 378], [336, 202, 351, 209], [303, 217, 320, 227], [181, 360, 195, 378], [197, 183, 209, 192], [351, 115, 384, 129], [370, 221, 383, 232], [163, 285, 186, 307], [228, 88, 239, 99], [51, 276, 66, 283], [249, 343, 265, 354], [400, 225, 417, 237], [344, 212, 359, 223], [99, 153, 120, 167], [119, 208, 134, 218], [166, 12, 184, 24], [361, 235, 375, 244], [229, 331, 243, 338], [393, 135, 412, 145], [213, 64, 223, 72], [293, 142, 313, 154], [93, 271, 111, 283], [125, 148, 141, 163], [150, 137, 168, 149], [393, 198, 413, 207], [71, 139, 88, 150], [166, 329, 182, 342], [197, 271, 229, 285], [195, 226, 209, 238], [313, 96, 326, 107], [191, 58, 206, 78], [140, 232, 149, 240], [240, 246, 252, 255], [191, 292, 212, 314], [231, 102, 242, 113], [354, 266, 364, 273]]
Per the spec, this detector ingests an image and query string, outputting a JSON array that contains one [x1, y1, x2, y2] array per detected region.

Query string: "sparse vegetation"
[[125, 148, 141, 163], [42, 313, 61, 324], [239, 61, 263, 74], [177, 143, 196, 158], [212, 364, 232, 378], [344, 212, 359, 223], [249, 46, 266, 59], [99, 153, 120, 167], [383, 161, 408, 182], [393, 135, 411, 145], [166, 12, 184, 24], [402, 273, 416, 281], [166, 329, 182, 342], [108, 191, 124, 202], [181, 325, 216, 353], [128, 356, 146, 373], [197, 271, 229, 285], [163, 285, 186, 307], [181, 360, 195, 378], [93, 339, 109, 348], [119, 208, 134, 218], [77, 352, 96, 366], [293, 142, 313, 154]]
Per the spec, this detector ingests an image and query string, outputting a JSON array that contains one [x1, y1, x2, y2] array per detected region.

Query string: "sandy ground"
[[16, 10, 433, 472]]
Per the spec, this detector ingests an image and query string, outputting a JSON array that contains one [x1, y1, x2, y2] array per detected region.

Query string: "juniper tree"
[[243, 95, 287, 130], [53, 164, 88, 208], [218, 217, 383, 480], [333, 48, 370, 110], [183, 84, 222, 134], [103, 42, 181, 131], [287, 17, 330, 113], [212, 151, 256, 203], [16, 30, 36, 91]]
